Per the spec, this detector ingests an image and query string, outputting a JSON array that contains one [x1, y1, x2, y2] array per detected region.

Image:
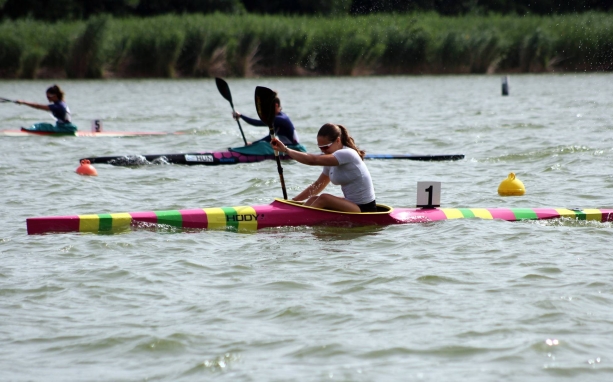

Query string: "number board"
[[416, 181, 441, 208], [91, 119, 103, 132]]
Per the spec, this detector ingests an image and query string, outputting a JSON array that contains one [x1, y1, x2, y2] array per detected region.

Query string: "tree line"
[[1, 0, 611, 21]]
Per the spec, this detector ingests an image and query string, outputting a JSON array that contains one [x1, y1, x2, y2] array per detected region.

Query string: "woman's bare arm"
[[16, 101, 50, 112], [293, 173, 330, 201]]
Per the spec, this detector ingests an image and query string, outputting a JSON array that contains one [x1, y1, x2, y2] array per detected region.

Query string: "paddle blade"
[[255, 85, 287, 199], [254, 86, 276, 128], [0, 97, 15, 103], [215, 77, 233, 105]]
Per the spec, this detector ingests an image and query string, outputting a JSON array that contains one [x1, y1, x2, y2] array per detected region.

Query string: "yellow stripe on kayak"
[[469, 208, 493, 219], [440, 209, 464, 219], [555, 208, 577, 218], [234, 206, 258, 231], [110, 213, 132, 230], [79, 214, 100, 233], [554, 208, 602, 221], [204, 208, 227, 229], [582, 209, 602, 221]]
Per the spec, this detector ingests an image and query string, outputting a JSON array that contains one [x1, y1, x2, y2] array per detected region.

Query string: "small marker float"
[[76, 159, 98, 176]]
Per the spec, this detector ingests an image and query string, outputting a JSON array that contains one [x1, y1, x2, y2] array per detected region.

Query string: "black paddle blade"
[[215, 77, 233, 105], [254, 86, 276, 128], [0, 97, 14, 103], [255, 85, 287, 200]]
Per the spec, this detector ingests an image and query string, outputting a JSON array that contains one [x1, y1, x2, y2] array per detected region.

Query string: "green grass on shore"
[[1, 12, 611, 78]]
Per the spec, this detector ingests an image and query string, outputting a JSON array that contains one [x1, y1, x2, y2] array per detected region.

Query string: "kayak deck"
[[26, 199, 613, 235]]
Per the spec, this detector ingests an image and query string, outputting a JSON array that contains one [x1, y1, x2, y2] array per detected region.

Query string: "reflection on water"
[[310, 224, 387, 241]]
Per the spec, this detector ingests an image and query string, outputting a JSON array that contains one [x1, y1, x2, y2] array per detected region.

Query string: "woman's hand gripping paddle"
[[215, 77, 248, 146], [255, 86, 288, 200]]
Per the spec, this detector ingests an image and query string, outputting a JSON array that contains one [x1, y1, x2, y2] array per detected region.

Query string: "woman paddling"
[[17, 85, 78, 133], [271, 123, 376, 213], [233, 92, 299, 146]]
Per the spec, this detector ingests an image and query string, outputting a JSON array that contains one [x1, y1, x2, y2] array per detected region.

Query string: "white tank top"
[[322, 147, 375, 205]]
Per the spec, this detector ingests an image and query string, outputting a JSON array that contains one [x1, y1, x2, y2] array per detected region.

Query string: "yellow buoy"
[[498, 172, 525, 196]]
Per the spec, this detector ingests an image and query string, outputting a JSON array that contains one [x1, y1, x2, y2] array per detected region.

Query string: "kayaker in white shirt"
[[271, 123, 376, 213]]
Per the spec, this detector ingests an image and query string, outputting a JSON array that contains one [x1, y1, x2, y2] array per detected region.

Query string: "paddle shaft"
[[0, 97, 18, 104], [231, 103, 248, 146], [269, 124, 288, 200]]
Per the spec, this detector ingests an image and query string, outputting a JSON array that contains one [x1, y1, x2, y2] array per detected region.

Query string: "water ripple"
[[2, 75, 613, 381]]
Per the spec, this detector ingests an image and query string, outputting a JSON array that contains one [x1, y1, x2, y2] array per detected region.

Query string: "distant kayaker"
[[17, 85, 78, 133], [232, 92, 299, 145], [271, 123, 376, 213]]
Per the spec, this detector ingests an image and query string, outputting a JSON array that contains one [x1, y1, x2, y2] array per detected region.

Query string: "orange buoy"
[[76, 159, 98, 176]]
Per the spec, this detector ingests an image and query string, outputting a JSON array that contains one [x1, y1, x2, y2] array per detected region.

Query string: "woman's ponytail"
[[318, 123, 365, 160], [46, 84, 65, 101], [337, 124, 365, 160]]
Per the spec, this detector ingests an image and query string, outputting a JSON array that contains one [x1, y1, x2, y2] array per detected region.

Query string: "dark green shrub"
[[67, 15, 110, 78], [19, 48, 46, 79], [381, 25, 429, 73], [0, 35, 23, 77]]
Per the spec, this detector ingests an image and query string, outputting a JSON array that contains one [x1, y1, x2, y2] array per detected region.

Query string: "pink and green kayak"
[[26, 199, 613, 235]]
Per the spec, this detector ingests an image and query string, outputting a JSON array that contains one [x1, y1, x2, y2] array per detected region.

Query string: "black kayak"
[[365, 154, 464, 161], [82, 152, 465, 166], [81, 142, 464, 166]]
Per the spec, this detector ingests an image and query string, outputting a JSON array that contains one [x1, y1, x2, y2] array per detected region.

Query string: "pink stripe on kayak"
[[488, 208, 517, 221], [130, 211, 158, 224], [252, 202, 300, 228], [417, 208, 449, 222], [240, 154, 269, 163], [534, 208, 562, 219], [179, 209, 208, 228], [27, 215, 80, 235], [252, 205, 274, 214]]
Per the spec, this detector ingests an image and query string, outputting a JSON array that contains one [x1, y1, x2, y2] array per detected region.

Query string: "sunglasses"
[[318, 141, 334, 150]]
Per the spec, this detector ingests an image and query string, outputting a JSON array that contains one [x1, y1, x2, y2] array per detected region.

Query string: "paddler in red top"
[[17, 85, 78, 133]]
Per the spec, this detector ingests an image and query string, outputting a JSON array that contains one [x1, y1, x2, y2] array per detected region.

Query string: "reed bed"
[[1, 12, 611, 78]]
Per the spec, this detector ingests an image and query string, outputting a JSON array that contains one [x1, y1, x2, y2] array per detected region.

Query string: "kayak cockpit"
[[273, 198, 393, 214]]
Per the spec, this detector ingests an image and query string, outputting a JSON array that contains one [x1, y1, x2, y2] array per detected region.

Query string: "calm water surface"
[[1, 75, 613, 381]]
